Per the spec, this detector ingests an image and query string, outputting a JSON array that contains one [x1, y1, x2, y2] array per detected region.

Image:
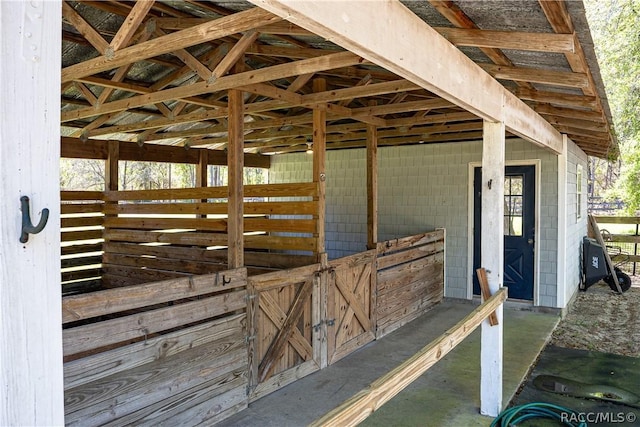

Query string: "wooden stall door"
[[327, 251, 376, 365], [250, 265, 321, 402]]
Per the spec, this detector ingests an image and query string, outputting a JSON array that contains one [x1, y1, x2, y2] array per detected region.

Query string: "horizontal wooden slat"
[[104, 183, 317, 202], [63, 268, 247, 324], [376, 241, 444, 271], [61, 191, 104, 201], [61, 216, 104, 228], [104, 217, 228, 231], [64, 338, 247, 425], [61, 203, 104, 214], [101, 265, 188, 286], [377, 254, 443, 295], [102, 242, 314, 268], [250, 263, 319, 291], [593, 216, 640, 224], [104, 202, 227, 215], [244, 234, 316, 252], [63, 313, 245, 390], [62, 243, 103, 256], [102, 253, 227, 276], [105, 229, 227, 246], [63, 289, 247, 356], [62, 268, 102, 283], [61, 256, 103, 269], [377, 229, 445, 255], [244, 182, 317, 198], [377, 273, 443, 319], [244, 218, 316, 233], [104, 187, 227, 202], [61, 229, 104, 242]]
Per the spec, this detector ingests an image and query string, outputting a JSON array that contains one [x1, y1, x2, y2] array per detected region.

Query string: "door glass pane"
[[504, 176, 524, 236]]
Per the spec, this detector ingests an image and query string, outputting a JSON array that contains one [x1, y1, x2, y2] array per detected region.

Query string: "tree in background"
[[585, 0, 640, 213]]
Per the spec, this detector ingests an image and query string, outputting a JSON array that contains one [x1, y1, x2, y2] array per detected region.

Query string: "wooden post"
[[196, 149, 208, 188], [106, 140, 119, 191], [228, 89, 244, 269], [0, 1, 64, 425], [480, 119, 505, 417], [313, 78, 327, 259], [366, 102, 378, 250]]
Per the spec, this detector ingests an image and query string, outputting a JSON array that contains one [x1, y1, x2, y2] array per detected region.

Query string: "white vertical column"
[[557, 134, 569, 308], [480, 119, 505, 416], [0, 1, 64, 425]]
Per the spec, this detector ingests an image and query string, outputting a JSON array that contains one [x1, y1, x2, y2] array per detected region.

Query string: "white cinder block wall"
[[269, 138, 562, 307]]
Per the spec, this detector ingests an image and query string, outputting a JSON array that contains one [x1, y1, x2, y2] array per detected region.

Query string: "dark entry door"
[[473, 166, 535, 300]]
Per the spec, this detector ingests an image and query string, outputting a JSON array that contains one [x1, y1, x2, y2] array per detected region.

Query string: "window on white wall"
[[576, 164, 583, 220]]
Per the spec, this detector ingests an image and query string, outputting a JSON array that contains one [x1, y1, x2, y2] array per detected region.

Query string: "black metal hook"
[[20, 196, 49, 243]]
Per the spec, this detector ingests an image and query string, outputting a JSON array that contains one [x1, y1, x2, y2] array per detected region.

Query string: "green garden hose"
[[491, 402, 588, 427]]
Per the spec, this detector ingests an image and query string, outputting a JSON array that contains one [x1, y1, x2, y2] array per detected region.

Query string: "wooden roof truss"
[[60, 0, 616, 159]]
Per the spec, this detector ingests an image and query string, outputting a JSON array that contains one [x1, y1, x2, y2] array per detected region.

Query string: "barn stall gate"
[[59, 186, 445, 424]]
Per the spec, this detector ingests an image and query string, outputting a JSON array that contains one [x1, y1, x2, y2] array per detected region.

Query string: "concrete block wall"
[[269, 137, 561, 307]]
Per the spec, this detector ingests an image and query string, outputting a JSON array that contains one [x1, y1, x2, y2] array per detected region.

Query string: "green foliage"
[[585, 0, 640, 213]]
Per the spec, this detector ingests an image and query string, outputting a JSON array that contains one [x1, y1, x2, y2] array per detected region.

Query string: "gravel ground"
[[549, 276, 640, 357]]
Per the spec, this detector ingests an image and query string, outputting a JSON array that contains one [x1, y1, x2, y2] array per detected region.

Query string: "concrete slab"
[[218, 300, 559, 427], [512, 346, 640, 425]]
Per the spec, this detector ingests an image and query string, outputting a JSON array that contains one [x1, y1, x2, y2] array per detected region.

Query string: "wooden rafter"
[[62, 8, 281, 83]]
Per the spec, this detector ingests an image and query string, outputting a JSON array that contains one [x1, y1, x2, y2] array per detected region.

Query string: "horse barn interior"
[[0, 0, 618, 426]]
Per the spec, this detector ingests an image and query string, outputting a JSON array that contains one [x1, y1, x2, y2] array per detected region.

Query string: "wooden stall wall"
[[375, 230, 445, 338], [62, 268, 248, 426], [61, 191, 104, 295], [102, 183, 318, 287]]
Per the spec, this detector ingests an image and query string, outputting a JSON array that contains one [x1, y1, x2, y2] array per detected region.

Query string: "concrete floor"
[[219, 299, 560, 427]]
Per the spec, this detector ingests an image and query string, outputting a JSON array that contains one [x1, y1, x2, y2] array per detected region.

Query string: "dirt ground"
[[549, 276, 640, 357]]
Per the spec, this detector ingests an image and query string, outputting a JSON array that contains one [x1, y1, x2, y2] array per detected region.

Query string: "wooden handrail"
[[310, 287, 507, 427]]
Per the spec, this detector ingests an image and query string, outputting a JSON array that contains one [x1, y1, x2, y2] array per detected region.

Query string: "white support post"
[[0, 1, 64, 425], [557, 134, 569, 308], [480, 119, 505, 417]]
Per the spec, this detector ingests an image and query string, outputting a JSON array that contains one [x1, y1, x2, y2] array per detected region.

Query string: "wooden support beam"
[[248, 0, 563, 153], [437, 27, 575, 53], [61, 8, 281, 83], [479, 63, 589, 89], [196, 149, 208, 188], [106, 140, 119, 191], [228, 89, 244, 269], [108, 0, 154, 52], [60, 137, 271, 168], [61, 1, 109, 54], [366, 103, 378, 250], [480, 119, 505, 417], [313, 78, 327, 258], [309, 288, 507, 427], [61, 51, 363, 122]]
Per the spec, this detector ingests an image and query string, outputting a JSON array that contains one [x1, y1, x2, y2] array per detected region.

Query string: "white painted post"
[[480, 119, 505, 416], [0, 2, 64, 426], [557, 135, 569, 308]]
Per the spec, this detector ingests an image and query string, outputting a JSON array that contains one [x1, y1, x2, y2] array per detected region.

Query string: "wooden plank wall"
[[101, 183, 318, 287], [62, 268, 249, 426], [61, 191, 105, 295], [375, 229, 445, 338]]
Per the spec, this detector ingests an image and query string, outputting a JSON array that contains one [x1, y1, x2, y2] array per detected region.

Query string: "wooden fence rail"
[[309, 287, 507, 427], [593, 215, 640, 274]]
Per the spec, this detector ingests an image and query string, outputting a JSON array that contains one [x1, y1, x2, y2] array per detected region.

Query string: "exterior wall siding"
[[563, 139, 589, 305], [269, 138, 560, 306]]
